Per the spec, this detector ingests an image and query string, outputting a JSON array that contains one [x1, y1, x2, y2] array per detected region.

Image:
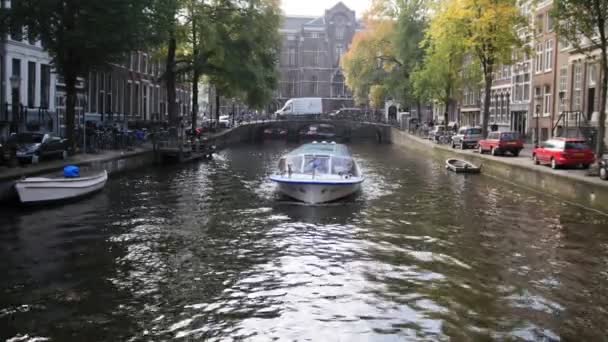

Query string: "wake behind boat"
[[269, 141, 364, 204]]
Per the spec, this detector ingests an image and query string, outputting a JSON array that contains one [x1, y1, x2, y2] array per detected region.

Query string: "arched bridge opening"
[[251, 120, 391, 144]]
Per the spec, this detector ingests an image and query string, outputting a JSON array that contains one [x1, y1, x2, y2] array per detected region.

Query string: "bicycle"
[[437, 133, 453, 145]]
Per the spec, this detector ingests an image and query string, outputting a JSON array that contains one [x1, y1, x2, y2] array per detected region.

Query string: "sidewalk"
[[0, 147, 152, 182], [404, 132, 607, 188]]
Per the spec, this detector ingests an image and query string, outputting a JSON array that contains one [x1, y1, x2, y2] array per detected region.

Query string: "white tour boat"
[[15, 169, 108, 204], [269, 141, 364, 204]]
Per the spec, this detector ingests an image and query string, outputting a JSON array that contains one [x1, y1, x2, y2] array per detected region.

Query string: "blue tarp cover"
[[64, 165, 80, 178]]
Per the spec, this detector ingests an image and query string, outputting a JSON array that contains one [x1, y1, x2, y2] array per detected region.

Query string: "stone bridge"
[[210, 119, 393, 146]]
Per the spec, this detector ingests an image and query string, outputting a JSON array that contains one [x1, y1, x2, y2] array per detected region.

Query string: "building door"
[[587, 88, 595, 121]]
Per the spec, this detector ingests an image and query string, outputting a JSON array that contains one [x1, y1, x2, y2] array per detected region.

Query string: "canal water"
[[2, 141, 608, 341]]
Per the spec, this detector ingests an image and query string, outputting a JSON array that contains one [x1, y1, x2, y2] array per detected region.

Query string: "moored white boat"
[[15, 170, 108, 203], [269, 141, 363, 204], [445, 159, 481, 173]]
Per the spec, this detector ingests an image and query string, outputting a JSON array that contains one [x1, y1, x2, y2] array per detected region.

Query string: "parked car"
[[478, 131, 524, 156], [451, 126, 483, 149], [14, 132, 68, 164], [532, 138, 595, 169]]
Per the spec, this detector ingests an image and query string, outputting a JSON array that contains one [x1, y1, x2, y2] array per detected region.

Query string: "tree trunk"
[[190, 7, 198, 132], [444, 98, 449, 129], [65, 72, 77, 155], [482, 68, 493, 138], [166, 33, 177, 125], [597, 46, 607, 157], [215, 91, 220, 122]]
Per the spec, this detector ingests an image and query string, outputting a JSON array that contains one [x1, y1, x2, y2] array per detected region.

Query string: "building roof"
[[282, 2, 355, 31], [282, 16, 317, 31], [304, 16, 325, 27]]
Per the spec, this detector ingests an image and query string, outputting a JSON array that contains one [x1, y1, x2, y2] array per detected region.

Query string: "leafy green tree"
[[552, 0, 608, 156], [412, 0, 467, 126], [205, 0, 281, 121], [440, 0, 523, 137], [145, 0, 186, 126], [11, 0, 149, 152], [342, 0, 426, 112]]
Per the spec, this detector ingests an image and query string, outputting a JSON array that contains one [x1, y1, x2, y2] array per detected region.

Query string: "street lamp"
[[535, 103, 541, 146]]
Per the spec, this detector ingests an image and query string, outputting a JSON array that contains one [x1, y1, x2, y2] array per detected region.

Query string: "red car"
[[478, 131, 524, 156], [532, 138, 595, 169]]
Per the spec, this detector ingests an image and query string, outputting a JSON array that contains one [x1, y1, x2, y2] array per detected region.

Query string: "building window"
[[588, 64, 597, 87], [546, 13, 554, 32], [99, 72, 105, 114], [143, 85, 148, 119], [40, 65, 50, 109], [143, 54, 148, 75], [288, 47, 296, 66], [573, 63, 582, 110], [535, 43, 543, 73], [311, 75, 318, 96], [543, 85, 551, 116], [90, 72, 97, 112], [134, 83, 140, 116], [544, 39, 553, 71], [106, 74, 112, 114], [535, 14, 543, 34], [559, 66, 568, 112], [335, 44, 344, 66], [27, 62, 36, 108], [126, 82, 131, 115], [335, 26, 344, 40]]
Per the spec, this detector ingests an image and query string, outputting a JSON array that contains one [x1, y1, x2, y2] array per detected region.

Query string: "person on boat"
[[287, 163, 293, 178]]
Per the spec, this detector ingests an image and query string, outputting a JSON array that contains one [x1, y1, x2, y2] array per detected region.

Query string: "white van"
[[275, 98, 323, 118]]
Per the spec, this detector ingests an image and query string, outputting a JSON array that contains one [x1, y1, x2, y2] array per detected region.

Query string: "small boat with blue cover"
[[15, 165, 108, 204], [269, 141, 364, 204]]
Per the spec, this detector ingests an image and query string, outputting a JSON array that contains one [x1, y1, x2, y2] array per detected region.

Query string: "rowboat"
[[445, 159, 481, 173], [269, 141, 364, 204], [15, 169, 108, 204]]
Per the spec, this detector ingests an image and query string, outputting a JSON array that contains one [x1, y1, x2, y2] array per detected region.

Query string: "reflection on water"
[[2, 141, 608, 341]]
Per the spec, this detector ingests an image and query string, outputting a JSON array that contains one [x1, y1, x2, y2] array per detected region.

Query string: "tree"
[[342, 19, 399, 105], [371, 0, 428, 113], [12, 0, 149, 152], [342, 0, 427, 112], [181, 0, 280, 126], [145, 0, 186, 126], [442, 0, 523, 137], [369, 84, 386, 109], [412, 0, 472, 126], [552, 0, 608, 156]]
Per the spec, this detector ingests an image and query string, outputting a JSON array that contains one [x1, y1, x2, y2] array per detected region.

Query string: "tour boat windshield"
[[277, 143, 359, 177]]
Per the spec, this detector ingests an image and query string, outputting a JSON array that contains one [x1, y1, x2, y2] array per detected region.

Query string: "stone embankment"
[[391, 128, 608, 213]]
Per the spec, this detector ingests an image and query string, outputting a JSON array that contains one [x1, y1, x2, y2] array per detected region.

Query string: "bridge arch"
[[250, 120, 390, 143]]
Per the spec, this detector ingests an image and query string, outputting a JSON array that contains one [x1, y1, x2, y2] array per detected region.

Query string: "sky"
[[280, 0, 371, 18]]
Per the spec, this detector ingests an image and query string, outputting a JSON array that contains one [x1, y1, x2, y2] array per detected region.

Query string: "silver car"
[[451, 127, 482, 149]]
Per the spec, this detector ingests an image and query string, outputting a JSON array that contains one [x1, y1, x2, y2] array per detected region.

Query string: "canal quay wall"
[[0, 148, 155, 202], [390, 128, 608, 213]]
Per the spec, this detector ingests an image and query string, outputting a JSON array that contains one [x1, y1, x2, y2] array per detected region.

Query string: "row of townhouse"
[[0, 1, 191, 141], [439, 0, 606, 146]]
